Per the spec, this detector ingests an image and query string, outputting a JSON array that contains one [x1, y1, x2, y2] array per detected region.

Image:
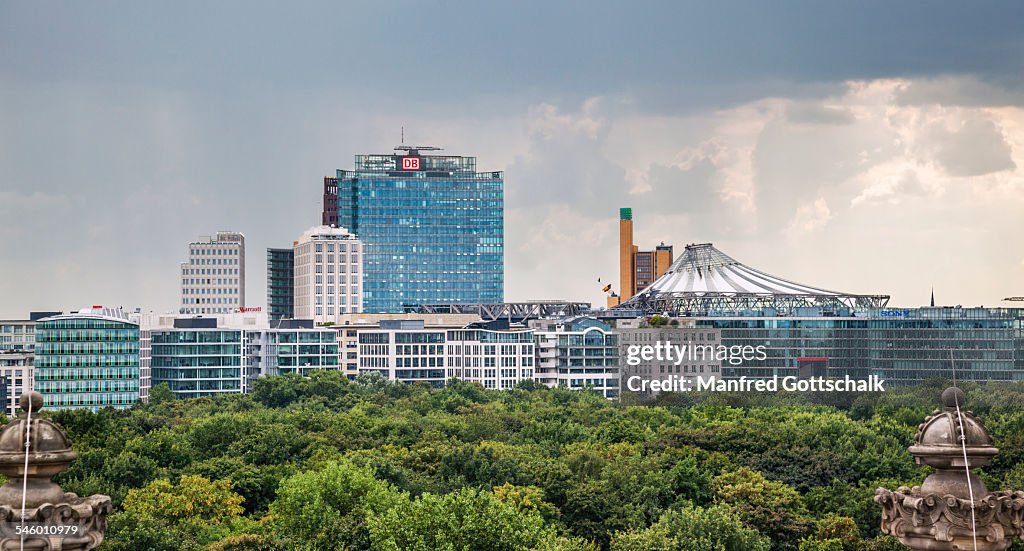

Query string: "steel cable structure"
[[622, 243, 889, 315]]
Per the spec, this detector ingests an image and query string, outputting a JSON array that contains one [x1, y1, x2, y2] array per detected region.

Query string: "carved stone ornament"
[[0, 392, 111, 550], [875, 387, 1024, 551]]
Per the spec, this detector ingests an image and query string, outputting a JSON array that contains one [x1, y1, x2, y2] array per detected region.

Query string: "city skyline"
[[3, 2, 1024, 317]]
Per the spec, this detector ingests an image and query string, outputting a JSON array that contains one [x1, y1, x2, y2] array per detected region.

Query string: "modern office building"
[[611, 208, 673, 306], [322, 177, 339, 227], [0, 319, 35, 353], [180, 231, 246, 315], [249, 320, 340, 379], [616, 318, 722, 398], [531, 317, 621, 399], [152, 318, 245, 399], [333, 312, 482, 379], [683, 307, 1021, 383], [356, 319, 534, 389], [330, 146, 504, 313], [267, 247, 295, 320], [33, 307, 140, 411], [446, 322, 535, 390], [0, 313, 60, 415], [138, 309, 266, 400], [138, 319, 152, 403], [151, 316, 340, 400], [0, 353, 31, 417], [616, 243, 1024, 384], [357, 320, 448, 387], [636, 244, 674, 293], [293, 225, 363, 323]]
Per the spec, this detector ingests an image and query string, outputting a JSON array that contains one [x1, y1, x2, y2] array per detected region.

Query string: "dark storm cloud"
[[2, 1, 1024, 314], [3, 1, 1023, 110], [922, 116, 1017, 177]]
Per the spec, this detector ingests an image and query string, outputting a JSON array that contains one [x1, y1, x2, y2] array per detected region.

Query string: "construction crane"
[[1002, 297, 1024, 302]]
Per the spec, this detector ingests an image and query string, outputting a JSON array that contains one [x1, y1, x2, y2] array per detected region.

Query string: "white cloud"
[[787, 197, 833, 235], [3, 76, 1024, 315]]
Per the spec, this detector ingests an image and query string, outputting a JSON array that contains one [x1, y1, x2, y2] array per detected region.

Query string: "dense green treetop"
[[34, 371, 1024, 550]]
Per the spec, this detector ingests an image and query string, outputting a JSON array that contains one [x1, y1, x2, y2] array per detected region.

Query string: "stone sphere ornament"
[[875, 388, 1024, 551], [0, 392, 111, 550]]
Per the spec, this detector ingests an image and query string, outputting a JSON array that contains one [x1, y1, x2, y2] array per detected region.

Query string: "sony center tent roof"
[[623, 243, 889, 314]]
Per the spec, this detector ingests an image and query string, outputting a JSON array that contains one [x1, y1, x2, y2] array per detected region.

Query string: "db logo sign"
[[402, 157, 420, 170]]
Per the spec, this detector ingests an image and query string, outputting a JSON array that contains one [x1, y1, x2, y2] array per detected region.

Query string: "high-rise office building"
[[322, 177, 339, 227], [611, 208, 672, 306], [330, 146, 504, 313], [33, 307, 140, 410], [293, 225, 363, 324], [180, 231, 246, 315], [267, 248, 295, 320]]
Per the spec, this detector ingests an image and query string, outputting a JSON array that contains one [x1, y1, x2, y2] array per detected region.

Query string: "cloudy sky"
[[2, 1, 1023, 317]]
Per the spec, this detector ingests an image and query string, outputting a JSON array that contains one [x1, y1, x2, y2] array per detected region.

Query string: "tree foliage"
[[35, 374, 1024, 550], [611, 505, 771, 551]]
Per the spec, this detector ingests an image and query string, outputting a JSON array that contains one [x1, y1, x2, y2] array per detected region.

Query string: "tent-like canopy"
[[623, 243, 889, 314]]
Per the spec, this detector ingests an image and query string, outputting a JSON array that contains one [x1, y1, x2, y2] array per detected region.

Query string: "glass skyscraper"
[[266, 248, 295, 320], [334, 147, 503, 313], [34, 308, 140, 410]]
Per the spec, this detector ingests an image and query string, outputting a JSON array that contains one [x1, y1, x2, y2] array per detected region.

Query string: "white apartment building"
[[180, 231, 246, 315], [293, 225, 363, 324], [446, 325, 534, 390], [356, 320, 534, 390], [530, 317, 621, 399], [0, 353, 32, 417], [0, 318, 39, 417], [0, 319, 35, 353], [334, 313, 481, 379]]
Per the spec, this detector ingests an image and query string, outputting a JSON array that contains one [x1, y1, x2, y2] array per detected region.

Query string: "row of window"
[[190, 257, 239, 265], [35, 381, 138, 392], [313, 243, 359, 253], [182, 267, 239, 276], [42, 393, 137, 408], [36, 329, 138, 342], [34, 357, 139, 368], [34, 367, 137, 379]]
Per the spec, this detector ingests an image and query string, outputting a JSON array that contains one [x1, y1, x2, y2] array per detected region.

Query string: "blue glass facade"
[[266, 248, 295, 320], [687, 307, 1023, 384], [151, 329, 243, 399], [336, 149, 503, 312], [34, 311, 140, 410]]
